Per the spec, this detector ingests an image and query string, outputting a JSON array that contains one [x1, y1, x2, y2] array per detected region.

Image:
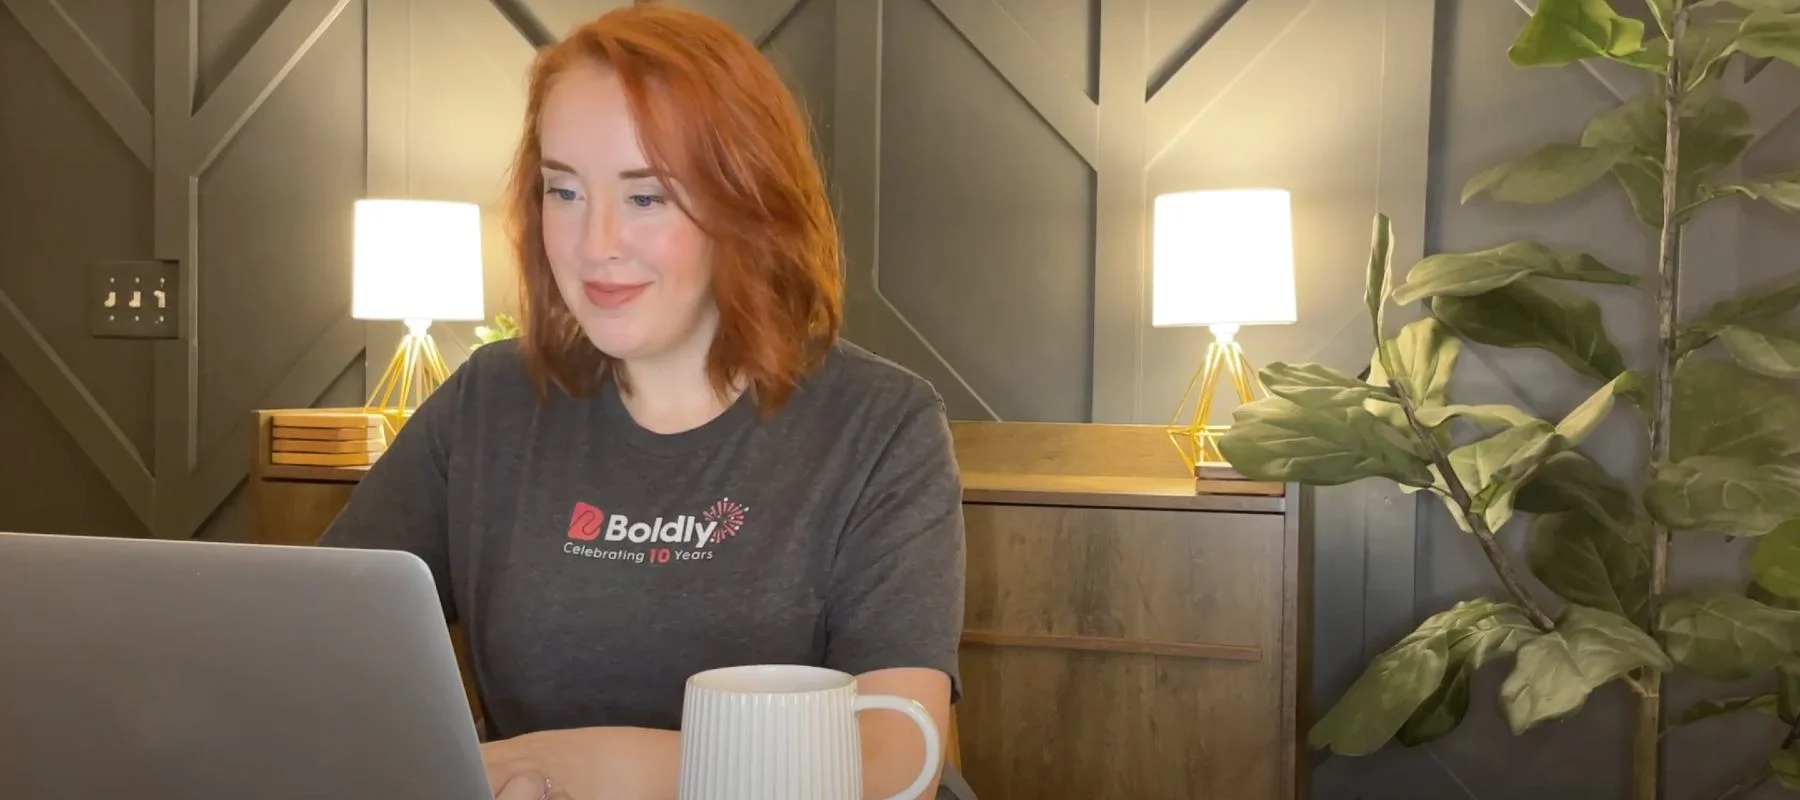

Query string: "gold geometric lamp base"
[[1147, 187, 1296, 481], [363, 318, 450, 438], [1166, 323, 1264, 477]]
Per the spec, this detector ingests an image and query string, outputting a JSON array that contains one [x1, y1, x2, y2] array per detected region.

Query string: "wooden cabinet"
[[949, 422, 1309, 800], [248, 411, 1309, 799]]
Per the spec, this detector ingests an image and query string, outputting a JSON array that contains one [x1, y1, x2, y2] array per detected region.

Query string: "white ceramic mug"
[[676, 664, 942, 800]]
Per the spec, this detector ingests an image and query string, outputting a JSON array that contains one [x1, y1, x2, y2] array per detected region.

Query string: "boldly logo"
[[567, 502, 605, 541], [564, 497, 749, 554]]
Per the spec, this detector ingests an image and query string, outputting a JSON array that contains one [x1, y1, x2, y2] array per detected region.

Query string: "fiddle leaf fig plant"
[[1216, 1, 1800, 797]]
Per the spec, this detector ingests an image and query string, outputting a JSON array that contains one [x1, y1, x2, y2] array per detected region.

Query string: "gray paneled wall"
[[4, 0, 1799, 797]]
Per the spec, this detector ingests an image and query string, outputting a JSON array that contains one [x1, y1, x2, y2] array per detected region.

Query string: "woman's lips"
[[582, 281, 648, 310]]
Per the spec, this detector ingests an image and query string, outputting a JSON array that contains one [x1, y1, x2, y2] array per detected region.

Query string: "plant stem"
[[1637, 6, 1689, 800], [1386, 378, 1557, 633]]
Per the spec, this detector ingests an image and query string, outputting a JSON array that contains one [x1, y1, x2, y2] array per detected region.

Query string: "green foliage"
[[1216, 0, 1800, 793], [472, 313, 521, 347]]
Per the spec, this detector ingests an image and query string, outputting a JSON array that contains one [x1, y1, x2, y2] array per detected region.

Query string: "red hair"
[[502, 1, 843, 414]]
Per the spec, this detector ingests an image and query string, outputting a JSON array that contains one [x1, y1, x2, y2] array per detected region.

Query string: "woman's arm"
[[484, 669, 947, 800], [315, 358, 467, 620], [855, 667, 952, 800]]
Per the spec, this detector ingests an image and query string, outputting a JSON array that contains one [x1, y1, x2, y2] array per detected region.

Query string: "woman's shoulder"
[[447, 338, 537, 400], [806, 339, 947, 422]]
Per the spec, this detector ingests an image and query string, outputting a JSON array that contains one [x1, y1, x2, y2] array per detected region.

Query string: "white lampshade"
[[1151, 188, 1297, 328], [351, 198, 485, 322]]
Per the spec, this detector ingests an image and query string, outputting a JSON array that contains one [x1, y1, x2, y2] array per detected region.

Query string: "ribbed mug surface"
[[677, 664, 941, 800]]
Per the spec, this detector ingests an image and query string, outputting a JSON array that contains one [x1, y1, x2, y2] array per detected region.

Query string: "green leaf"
[[1645, 455, 1800, 536], [1713, 171, 1800, 213], [1461, 143, 1629, 205], [1366, 213, 1394, 346], [1309, 599, 1538, 755], [1752, 521, 1800, 600], [1718, 323, 1800, 378], [1218, 398, 1435, 488], [1260, 363, 1398, 407], [1555, 369, 1641, 442], [1677, 21, 1744, 88], [1773, 751, 1800, 791], [1781, 659, 1800, 723], [1516, 450, 1643, 534], [1395, 603, 1541, 746], [1413, 404, 1542, 430], [1529, 507, 1653, 627], [1674, 693, 1780, 725], [1368, 318, 1459, 407], [1444, 421, 1563, 533], [1671, 357, 1800, 461], [1693, 275, 1800, 337], [1659, 590, 1800, 680], [1581, 90, 1660, 151], [1434, 368, 1633, 529], [1611, 157, 1671, 228], [1697, 0, 1800, 12], [1581, 86, 1758, 226], [1507, 0, 1657, 68], [1738, 10, 1800, 67], [1500, 605, 1671, 733], [1677, 85, 1760, 174], [1391, 242, 1636, 305], [1433, 277, 1629, 383]]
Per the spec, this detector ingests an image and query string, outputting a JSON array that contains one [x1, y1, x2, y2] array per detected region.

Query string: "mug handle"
[[852, 694, 943, 800]]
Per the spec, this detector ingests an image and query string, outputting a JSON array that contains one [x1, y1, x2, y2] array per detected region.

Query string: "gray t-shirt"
[[318, 337, 969, 797]]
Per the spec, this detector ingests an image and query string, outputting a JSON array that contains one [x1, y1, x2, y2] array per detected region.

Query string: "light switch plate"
[[90, 260, 179, 339]]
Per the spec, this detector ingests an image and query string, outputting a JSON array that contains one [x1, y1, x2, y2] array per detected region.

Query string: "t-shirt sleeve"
[[314, 361, 464, 623], [823, 393, 967, 701]]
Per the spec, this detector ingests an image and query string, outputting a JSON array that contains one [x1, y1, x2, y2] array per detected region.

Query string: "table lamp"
[[1151, 188, 1297, 476], [352, 198, 485, 432]]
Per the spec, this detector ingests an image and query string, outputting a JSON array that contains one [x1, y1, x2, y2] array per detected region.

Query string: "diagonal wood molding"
[[1145, 0, 1314, 167], [187, 0, 354, 174], [0, 289, 154, 519], [926, 0, 1099, 167], [507, 0, 801, 50], [166, 315, 365, 538], [833, 0, 998, 420], [1, 0, 153, 167], [0, 0, 361, 539]]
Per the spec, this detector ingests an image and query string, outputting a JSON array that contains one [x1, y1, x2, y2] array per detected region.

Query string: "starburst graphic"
[[703, 498, 749, 543]]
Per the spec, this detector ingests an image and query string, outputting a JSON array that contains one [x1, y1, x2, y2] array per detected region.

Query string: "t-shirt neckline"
[[598, 378, 759, 456]]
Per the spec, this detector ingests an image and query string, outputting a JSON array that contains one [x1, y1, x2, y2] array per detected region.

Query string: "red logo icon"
[[567, 502, 604, 541]]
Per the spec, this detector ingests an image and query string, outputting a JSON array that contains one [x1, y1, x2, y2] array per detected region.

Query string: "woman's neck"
[[616, 349, 743, 436]]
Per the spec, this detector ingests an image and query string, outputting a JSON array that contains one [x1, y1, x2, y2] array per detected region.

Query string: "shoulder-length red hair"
[[502, 1, 843, 414]]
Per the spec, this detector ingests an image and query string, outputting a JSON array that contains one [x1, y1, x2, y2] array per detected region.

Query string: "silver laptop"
[[0, 531, 491, 800]]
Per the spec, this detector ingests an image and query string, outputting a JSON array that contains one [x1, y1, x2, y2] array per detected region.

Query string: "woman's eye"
[[628, 194, 665, 208], [544, 187, 578, 202]]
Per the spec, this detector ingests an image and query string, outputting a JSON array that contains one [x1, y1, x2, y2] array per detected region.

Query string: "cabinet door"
[[956, 503, 1289, 800]]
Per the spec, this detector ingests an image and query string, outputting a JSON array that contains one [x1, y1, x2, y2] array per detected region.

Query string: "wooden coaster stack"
[[268, 410, 387, 468]]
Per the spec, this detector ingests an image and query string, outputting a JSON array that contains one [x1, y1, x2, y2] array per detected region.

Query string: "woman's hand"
[[481, 727, 682, 800], [482, 729, 600, 799]]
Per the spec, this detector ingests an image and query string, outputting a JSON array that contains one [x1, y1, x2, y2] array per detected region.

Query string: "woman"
[[318, 4, 969, 799]]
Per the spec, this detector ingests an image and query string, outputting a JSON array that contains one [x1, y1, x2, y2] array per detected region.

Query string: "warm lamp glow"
[[1151, 188, 1297, 328], [350, 198, 485, 435], [1151, 188, 1299, 477], [352, 198, 485, 323]]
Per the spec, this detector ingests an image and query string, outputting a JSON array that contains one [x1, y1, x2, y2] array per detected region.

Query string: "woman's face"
[[537, 61, 716, 366]]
